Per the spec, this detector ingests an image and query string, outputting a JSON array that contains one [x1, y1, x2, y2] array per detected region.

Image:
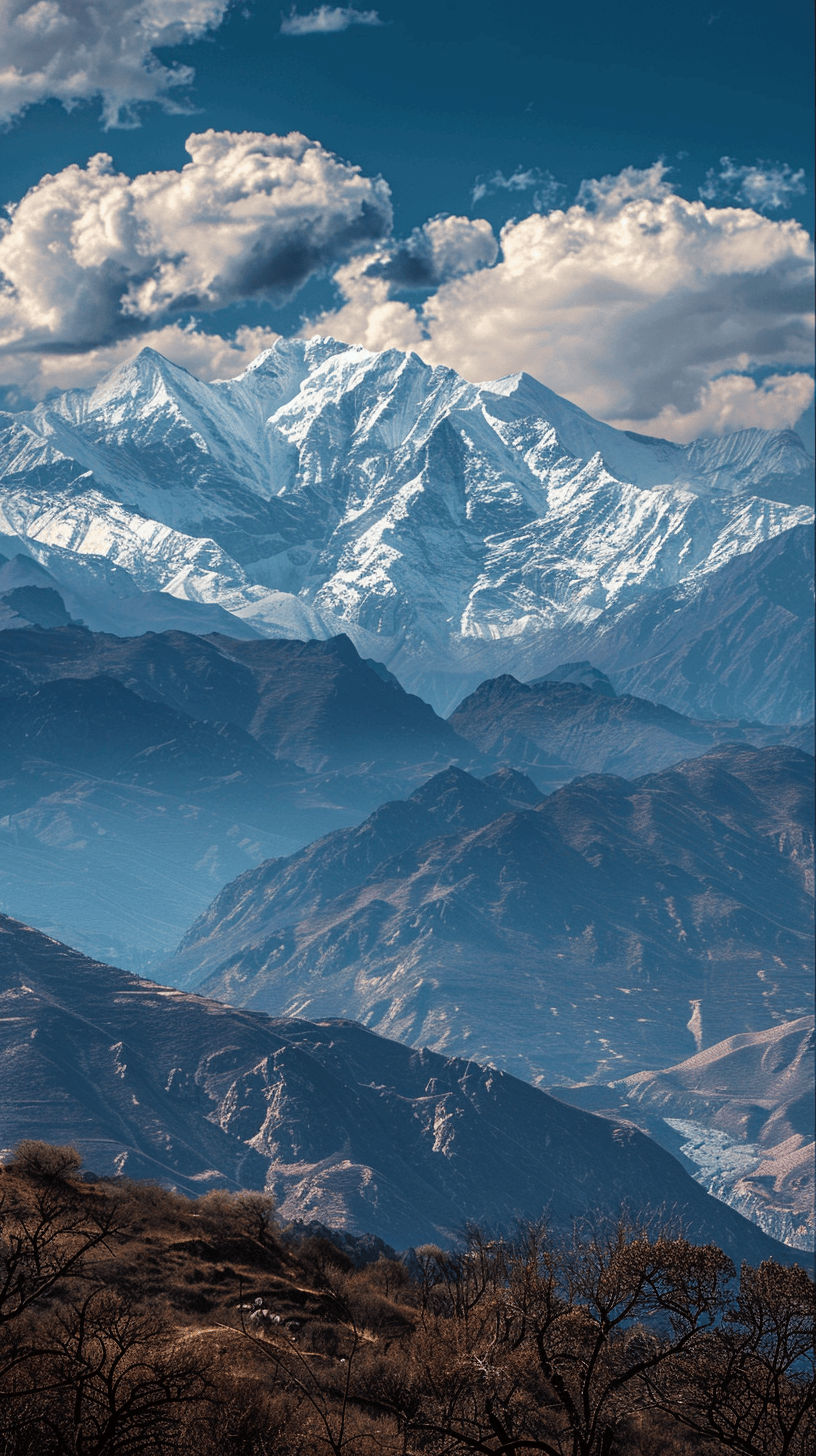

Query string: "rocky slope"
[[555, 1018, 815, 1252], [448, 672, 811, 785], [553, 524, 815, 727], [165, 746, 814, 1086], [0, 912, 798, 1264], [1, 341, 811, 718]]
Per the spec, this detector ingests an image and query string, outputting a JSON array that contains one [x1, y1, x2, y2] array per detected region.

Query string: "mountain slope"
[[1, 342, 811, 715], [554, 1018, 815, 1251], [0, 674, 299, 798], [0, 911, 798, 1264], [165, 747, 814, 1086], [0, 625, 468, 771], [568, 524, 815, 725], [448, 673, 811, 784], [0, 540, 261, 638]]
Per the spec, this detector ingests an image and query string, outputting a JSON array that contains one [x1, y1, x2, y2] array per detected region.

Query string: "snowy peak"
[[0, 340, 812, 715], [479, 368, 814, 504]]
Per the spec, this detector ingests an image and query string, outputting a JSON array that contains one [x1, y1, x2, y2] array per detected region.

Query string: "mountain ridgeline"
[[165, 745, 814, 1086], [0, 339, 812, 719]]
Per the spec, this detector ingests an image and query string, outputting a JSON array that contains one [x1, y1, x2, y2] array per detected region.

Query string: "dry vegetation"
[[0, 1142, 813, 1456]]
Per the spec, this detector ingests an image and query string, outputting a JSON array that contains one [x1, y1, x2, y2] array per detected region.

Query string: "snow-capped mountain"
[[0, 340, 812, 711]]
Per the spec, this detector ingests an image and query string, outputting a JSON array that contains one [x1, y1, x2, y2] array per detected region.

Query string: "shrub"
[[7, 1141, 82, 1182]]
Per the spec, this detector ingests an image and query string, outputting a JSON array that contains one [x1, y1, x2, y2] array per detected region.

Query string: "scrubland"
[[0, 1142, 812, 1456]]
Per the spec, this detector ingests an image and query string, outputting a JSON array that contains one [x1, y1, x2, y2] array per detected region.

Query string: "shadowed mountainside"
[[0, 628, 480, 970], [447, 672, 811, 784], [0, 911, 800, 1265]]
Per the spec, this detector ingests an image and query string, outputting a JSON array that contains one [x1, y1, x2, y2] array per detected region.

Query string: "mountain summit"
[[1, 341, 812, 715]]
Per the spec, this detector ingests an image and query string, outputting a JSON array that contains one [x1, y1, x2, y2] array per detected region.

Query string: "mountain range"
[[0, 341, 812, 1265], [0, 911, 799, 1265], [165, 745, 814, 1086], [2, 620, 807, 973], [1, 340, 812, 719]]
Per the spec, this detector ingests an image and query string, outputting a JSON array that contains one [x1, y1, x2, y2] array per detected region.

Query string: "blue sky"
[[0, 0, 813, 445]]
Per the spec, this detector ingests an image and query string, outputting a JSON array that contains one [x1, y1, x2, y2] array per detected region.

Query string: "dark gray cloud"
[[366, 215, 497, 289]]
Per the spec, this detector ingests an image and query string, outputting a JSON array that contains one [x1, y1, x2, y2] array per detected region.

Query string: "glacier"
[[0, 338, 812, 711]]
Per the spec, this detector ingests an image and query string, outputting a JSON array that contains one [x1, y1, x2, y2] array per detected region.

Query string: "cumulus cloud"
[[700, 157, 807, 213], [309, 163, 815, 439], [303, 254, 424, 355], [280, 6, 382, 35], [0, 129, 392, 364], [471, 167, 563, 212], [366, 215, 498, 288], [611, 372, 815, 443], [0, 0, 230, 128], [0, 322, 285, 399], [3, 147, 812, 443]]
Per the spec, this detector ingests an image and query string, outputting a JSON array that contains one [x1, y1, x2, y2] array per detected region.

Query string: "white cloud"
[[0, 0, 230, 128], [700, 158, 807, 213], [309, 164, 815, 439], [0, 322, 284, 398], [0, 129, 392, 365], [280, 6, 382, 36], [575, 160, 675, 211], [612, 372, 815, 443], [471, 167, 563, 212], [304, 255, 424, 354]]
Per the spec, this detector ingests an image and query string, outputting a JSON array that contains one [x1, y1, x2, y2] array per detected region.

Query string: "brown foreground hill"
[[0, 1143, 813, 1456]]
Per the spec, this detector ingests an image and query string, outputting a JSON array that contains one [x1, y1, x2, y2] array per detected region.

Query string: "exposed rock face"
[[0, 912, 800, 1264], [165, 746, 814, 1086], [1, 342, 811, 718], [554, 1018, 815, 1252]]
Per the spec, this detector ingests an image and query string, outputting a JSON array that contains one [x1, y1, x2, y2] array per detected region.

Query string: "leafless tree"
[[0, 1156, 125, 1332], [382, 1217, 735, 1456], [648, 1259, 815, 1456]]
